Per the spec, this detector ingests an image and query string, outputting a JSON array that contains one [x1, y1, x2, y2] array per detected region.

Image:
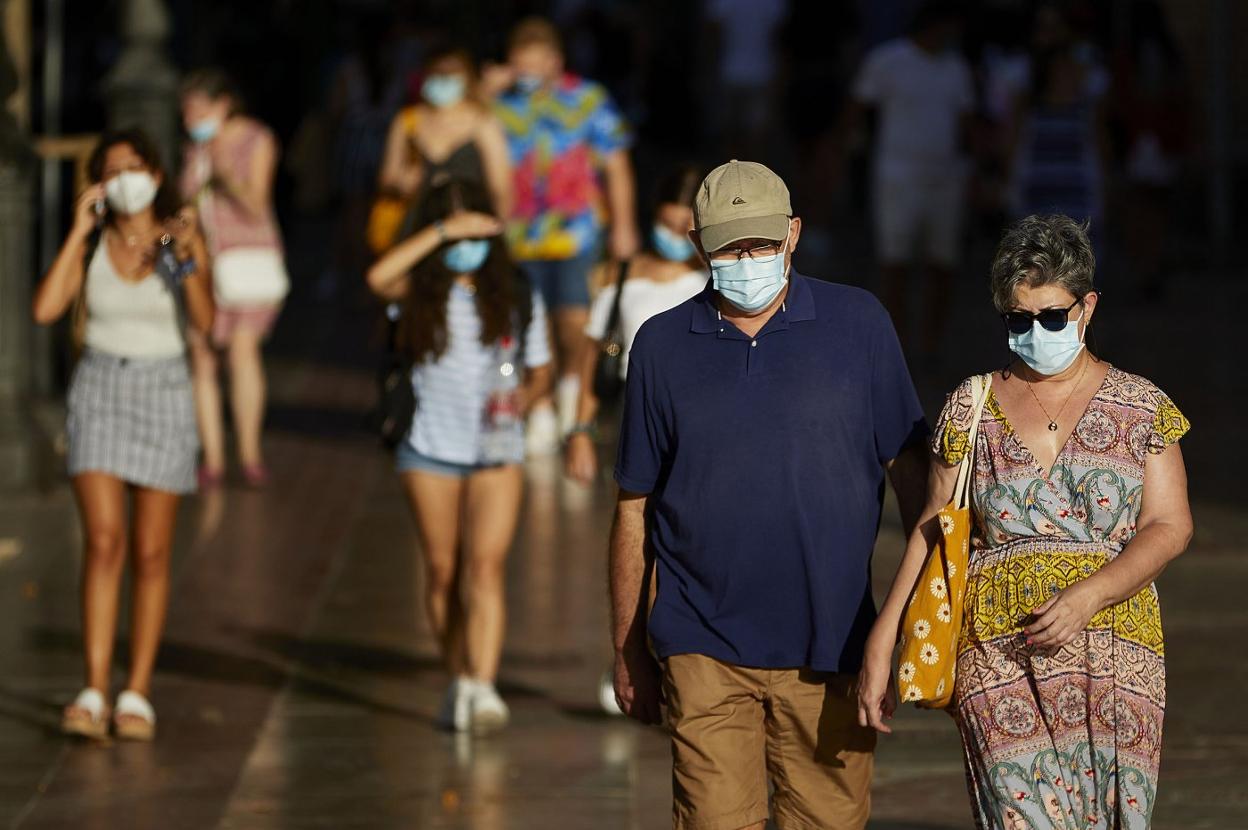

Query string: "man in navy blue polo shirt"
[[609, 160, 930, 830]]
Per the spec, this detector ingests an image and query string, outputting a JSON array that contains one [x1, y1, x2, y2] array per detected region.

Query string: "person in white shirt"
[[843, 1, 974, 359], [564, 165, 706, 486]]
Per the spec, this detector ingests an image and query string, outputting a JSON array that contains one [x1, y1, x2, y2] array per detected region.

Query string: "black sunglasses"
[[1002, 298, 1083, 335]]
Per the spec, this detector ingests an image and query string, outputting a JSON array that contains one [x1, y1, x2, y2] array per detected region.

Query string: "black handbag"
[[375, 304, 417, 450], [592, 259, 630, 404]]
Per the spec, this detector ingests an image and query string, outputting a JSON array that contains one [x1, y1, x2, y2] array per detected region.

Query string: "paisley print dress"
[[932, 366, 1190, 830]]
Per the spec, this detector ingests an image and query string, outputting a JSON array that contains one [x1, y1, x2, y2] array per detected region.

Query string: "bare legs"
[[400, 465, 524, 684], [190, 337, 226, 474], [189, 327, 269, 474], [228, 329, 268, 469], [71, 473, 179, 697]]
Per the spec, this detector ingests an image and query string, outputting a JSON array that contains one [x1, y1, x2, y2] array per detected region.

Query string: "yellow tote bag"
[[366, 108, 421, 255], [897, 373, 992, 710]]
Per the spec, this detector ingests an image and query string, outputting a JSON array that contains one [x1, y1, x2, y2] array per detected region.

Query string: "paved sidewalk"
[[1, 284, 1243, 828]]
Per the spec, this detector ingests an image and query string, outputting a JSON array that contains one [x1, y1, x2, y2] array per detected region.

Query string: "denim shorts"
[[395, 443, 499, 478], [519, 246, 598, 310]]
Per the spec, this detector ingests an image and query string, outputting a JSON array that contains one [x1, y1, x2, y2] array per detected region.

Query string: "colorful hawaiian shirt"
[[495, 74, 631, 261]]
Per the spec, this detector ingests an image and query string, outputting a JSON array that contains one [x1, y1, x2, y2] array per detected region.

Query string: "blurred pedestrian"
[[843, 0, 974, 360], [366, 178, 552, 734], [375, 45, 513, 224], [180, 69, 288, 488], [564, 164, 705, 486], [489, 17, 639, 454], [564, 164, 706, 716], [610, 161, 929, 829], [1110, 0, 1190, 301], [323, 13, 406, 298], [1007, 4, 1111, 245], [859, 215, 1192, 830], [32, 129, 215, 741]]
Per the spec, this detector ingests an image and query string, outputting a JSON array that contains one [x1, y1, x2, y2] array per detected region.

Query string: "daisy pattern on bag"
[[936, 679, 946, 697], [903, 684, 923, 702], [898, 661, 916, 683], [947, 560, 958, 579], [930, 577, 948, 599], [939, 513, 955, 535], [919, 643, 940, 665], [913, 619, 932, 640], [936, 602, 952, 623]]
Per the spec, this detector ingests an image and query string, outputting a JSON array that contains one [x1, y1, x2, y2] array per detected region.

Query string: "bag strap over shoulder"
[[952, 373, 994, 510], [602, 259, 630, 344]]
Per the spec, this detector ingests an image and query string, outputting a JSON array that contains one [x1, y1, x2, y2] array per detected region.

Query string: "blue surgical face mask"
[[422, 74, 466, 108], [188, 118, 220, 143], [709, 231, 790, 312], [443, 239, 491, 273], [1008, 311, 1086, 375], [514, 74, 543, 94], [652, 224, 695, 262]]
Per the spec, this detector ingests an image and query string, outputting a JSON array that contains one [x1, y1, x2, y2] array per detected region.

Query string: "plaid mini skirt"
[[66, 350, 199, 494]]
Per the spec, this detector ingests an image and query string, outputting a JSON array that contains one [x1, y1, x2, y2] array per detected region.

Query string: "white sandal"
[[112, 690, 157, 741], [61, 688, 110, 740]]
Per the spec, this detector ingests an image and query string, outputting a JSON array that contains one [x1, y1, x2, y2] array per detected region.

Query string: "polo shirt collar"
[[689, 271, 817, 334]]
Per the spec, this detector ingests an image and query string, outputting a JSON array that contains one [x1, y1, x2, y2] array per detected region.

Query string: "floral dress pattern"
[[494, 74, 631, 261], [932, 366, 1189, 830]]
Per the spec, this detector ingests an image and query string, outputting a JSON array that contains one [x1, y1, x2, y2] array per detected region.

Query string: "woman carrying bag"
[[366, 177, 551, 734], [858, 215, 1193, 829], [180, 68, 288, 488], [33, 128, 214, 741], [563, 165, 706, 485]]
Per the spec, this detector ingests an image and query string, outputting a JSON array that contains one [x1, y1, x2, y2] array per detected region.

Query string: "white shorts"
[[872, 170, 966, 267]]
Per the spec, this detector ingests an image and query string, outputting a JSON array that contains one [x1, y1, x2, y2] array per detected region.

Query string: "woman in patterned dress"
[[858, 215, 1193, 829]]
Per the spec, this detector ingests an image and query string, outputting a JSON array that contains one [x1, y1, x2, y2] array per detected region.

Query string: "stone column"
[[0, 0, 38, 490], [103, 0, 179, 168]]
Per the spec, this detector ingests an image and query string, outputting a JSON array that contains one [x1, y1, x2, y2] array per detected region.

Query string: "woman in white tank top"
[[32, 129, 214, 742], [564, 166, 707, 486]]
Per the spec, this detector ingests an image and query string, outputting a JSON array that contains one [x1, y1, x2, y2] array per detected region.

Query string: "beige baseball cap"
[[693, 160, 792, 252]]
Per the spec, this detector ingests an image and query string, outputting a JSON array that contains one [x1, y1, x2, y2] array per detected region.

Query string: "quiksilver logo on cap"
[[732, 196, 746, 205]]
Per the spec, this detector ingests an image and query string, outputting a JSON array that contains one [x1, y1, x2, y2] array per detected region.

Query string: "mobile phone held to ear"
[[93, 199, 106, 226]]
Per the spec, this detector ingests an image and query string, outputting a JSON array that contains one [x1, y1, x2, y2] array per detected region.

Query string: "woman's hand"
[[1023, 580, 1103, 649], [441, 211, 503, 241], [856, 642, 898, 734], [564, 431, 598, 485], [71, 184, 107, 238]]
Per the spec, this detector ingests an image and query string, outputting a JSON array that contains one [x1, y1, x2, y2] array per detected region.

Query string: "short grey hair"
[[990, 215, 1095, 312]]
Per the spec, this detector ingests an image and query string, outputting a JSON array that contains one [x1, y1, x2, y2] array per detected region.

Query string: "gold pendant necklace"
[[1023, 355, 1089, 431]]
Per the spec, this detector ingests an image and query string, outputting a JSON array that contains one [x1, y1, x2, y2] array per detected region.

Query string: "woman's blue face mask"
[[652, 223, 695, 262], [443, 239, 491, 273]]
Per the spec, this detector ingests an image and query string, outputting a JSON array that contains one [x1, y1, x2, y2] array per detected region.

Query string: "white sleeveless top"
[[83, 240, 185, 358]]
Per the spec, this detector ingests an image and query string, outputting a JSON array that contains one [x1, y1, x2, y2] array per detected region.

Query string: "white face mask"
[[104, 171, 159, 215]]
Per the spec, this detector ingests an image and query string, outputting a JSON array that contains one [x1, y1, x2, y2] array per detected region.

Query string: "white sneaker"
[[598, 670, 624, 716], [467, 679, 510, 734], [525, 405, 560, 457], [555, 375, 580, 437], [436, 677, 472, 732]]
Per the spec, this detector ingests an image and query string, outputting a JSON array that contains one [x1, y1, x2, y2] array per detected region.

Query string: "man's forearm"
[[609, 492, 650, 653]]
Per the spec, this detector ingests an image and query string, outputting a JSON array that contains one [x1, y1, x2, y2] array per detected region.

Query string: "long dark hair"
[[399, 177, 531, 364], [87, 128, 182, 223]]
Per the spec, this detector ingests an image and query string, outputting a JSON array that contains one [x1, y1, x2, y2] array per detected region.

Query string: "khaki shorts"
[[663, 653, 877, 830]]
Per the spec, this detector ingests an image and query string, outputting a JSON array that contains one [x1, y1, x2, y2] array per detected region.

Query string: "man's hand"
[[613, 645, 663, 725]]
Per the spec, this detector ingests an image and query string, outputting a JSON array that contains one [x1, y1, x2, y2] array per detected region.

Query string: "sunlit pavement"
[[1, 253, 1243, 828]]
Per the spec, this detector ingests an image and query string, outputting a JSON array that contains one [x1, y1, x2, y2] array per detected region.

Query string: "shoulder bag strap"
[[953, 373, 994, 510], [603, 259, 630, 344]]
